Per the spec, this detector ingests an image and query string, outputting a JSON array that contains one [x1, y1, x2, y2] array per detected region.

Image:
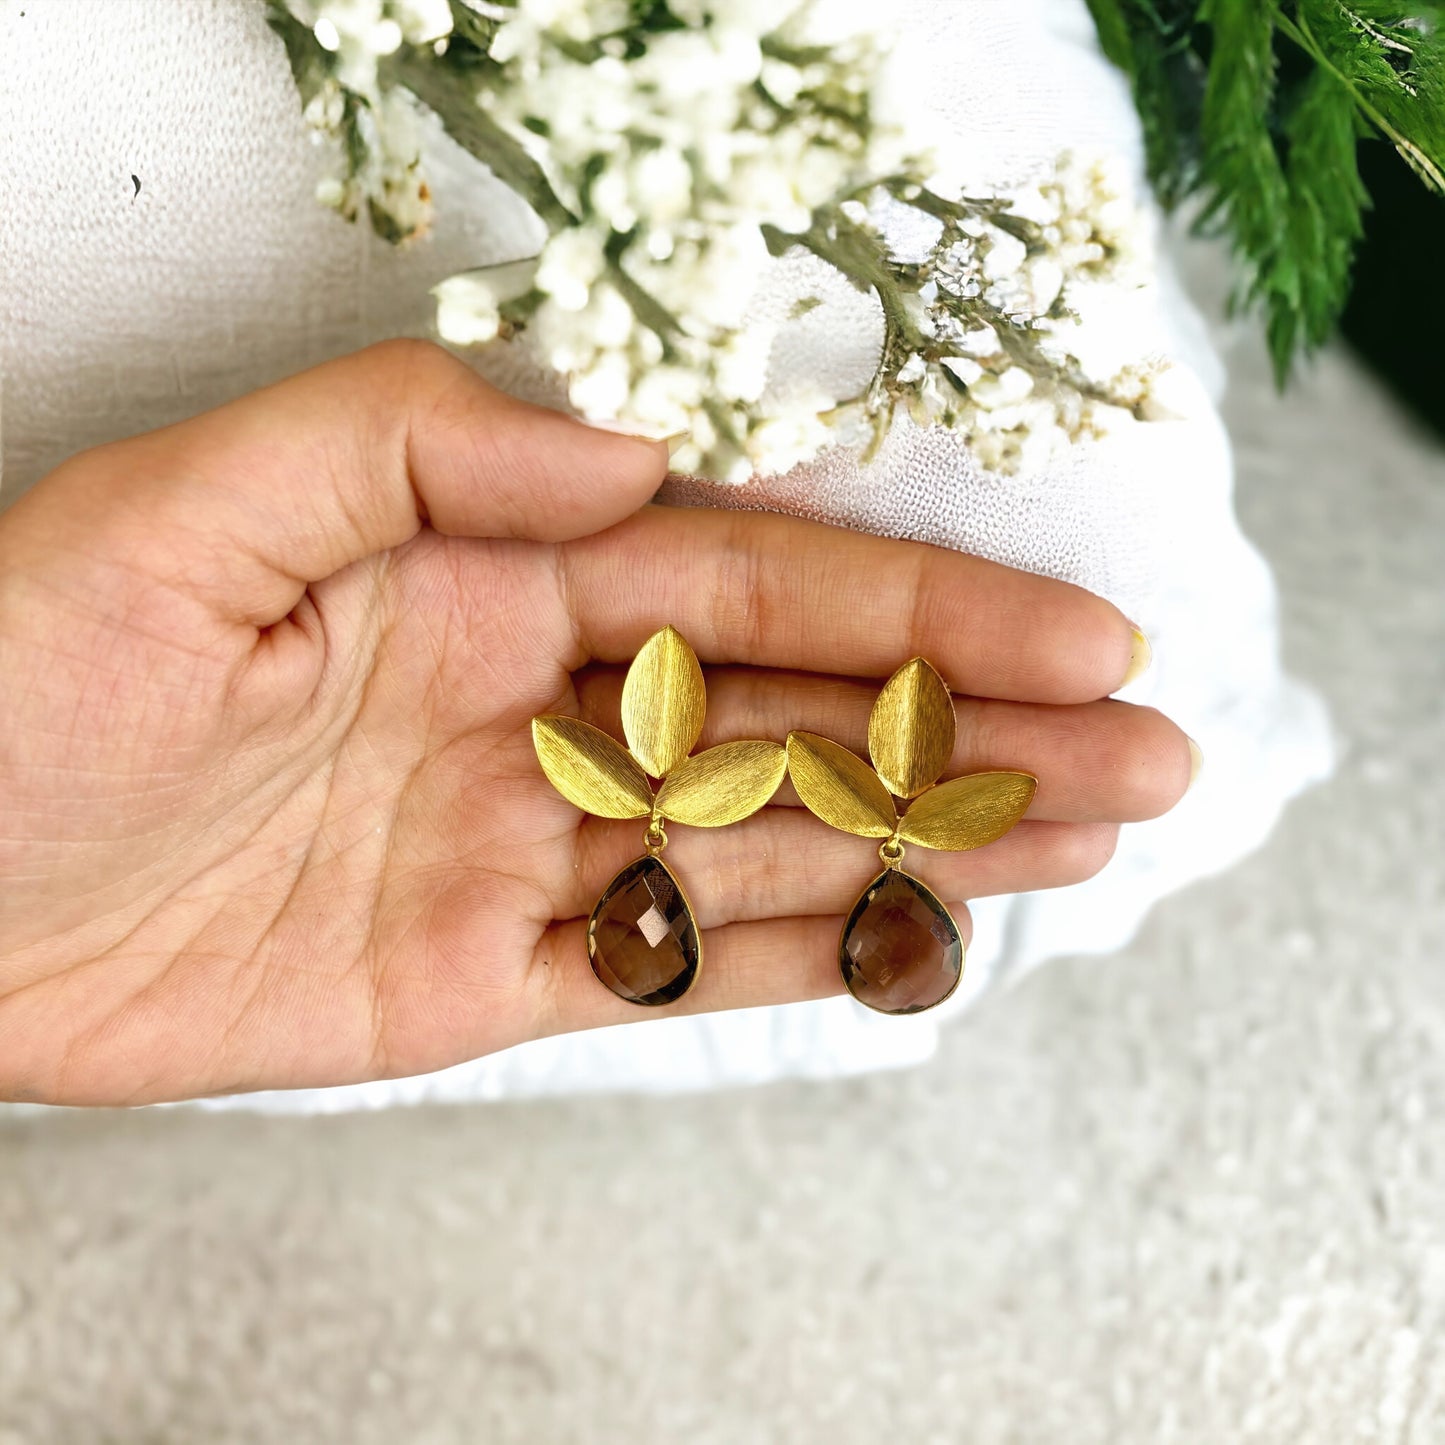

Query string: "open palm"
[[0, 343, 1192, 1105]]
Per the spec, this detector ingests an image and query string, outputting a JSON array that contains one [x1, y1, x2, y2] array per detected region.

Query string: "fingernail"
[[580, 417, 688, 452], [1186, 736, 1204, 791], [1121, 626, 1152, 688], [578, 416, 653, 437]]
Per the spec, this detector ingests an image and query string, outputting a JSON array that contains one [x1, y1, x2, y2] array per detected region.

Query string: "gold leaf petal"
[[867, 657, 956, 799], [655, 740, 787, 827], [621, 625, 707, 778], [532, 716, 653, 819], [896, 771, 1038, 851], [785, 732, 897, 839]]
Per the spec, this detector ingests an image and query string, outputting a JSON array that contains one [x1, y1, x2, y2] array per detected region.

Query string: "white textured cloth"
[[0, 0, 1333, 1109]]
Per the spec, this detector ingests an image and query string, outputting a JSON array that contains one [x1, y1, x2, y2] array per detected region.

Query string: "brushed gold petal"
[[867, 657, 957, 799], [532, 716, 653, 819], [896, 771, 1038, 851], [785, 732, 897, 839], [655, 740, 787, 827], [621, 625, 707, 778]]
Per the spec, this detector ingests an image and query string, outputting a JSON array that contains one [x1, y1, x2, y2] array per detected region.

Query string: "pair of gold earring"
[[531, 626, 1036, 1016]]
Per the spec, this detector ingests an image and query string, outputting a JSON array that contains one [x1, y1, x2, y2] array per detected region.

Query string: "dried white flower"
[[433, 260, 538, 345], [276, 0, 1159, 478]]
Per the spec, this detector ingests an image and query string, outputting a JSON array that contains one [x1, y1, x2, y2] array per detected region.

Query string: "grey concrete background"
[[2, 284, 1443, 1443]]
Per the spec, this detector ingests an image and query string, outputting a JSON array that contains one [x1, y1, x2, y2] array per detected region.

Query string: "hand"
[[0, 341, 1193, 1105]]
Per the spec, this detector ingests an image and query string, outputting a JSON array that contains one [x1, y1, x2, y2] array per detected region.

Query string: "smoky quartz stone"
[[588, 855, 700, 1006], [838, 868, 963, 1015]]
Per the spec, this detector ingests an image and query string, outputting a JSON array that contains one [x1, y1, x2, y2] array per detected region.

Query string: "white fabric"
[[0, 0, 1332, 1110]]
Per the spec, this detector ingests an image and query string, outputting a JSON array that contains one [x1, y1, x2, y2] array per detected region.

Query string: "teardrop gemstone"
[[588, 855, 700, 1006], [838, 868, 963, 1015]]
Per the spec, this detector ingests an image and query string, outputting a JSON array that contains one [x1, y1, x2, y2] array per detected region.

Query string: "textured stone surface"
[[587, 856, 699, 1007], [839, 869, 964, 1014]]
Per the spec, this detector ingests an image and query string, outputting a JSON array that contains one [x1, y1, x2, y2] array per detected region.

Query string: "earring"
[[532, 626, 787, 1007], [786, 658, 1037, 1015]]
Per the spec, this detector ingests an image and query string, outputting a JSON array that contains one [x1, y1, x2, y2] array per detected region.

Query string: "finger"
[[552, 809, 1118, 925], [528, 906, 976, 1035], [571, 664, 1193, 823], [11, 340, 668, 628], [560, 503, 1147, 704]]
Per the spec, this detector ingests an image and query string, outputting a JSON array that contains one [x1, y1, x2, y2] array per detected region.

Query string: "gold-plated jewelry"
[[532, 626, 786, 1006], [786, 658, 1037, 1015]]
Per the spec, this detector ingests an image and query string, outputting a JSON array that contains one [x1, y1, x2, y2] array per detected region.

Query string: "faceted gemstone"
[[588, 855, 700, 1006], [838, 868, 963, 1015]]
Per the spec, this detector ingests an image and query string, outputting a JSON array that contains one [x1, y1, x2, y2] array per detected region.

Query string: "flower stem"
[[380, 45, 577, 231]]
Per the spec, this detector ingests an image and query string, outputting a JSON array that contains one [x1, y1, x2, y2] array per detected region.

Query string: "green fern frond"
[[1086, 0, 1445, 383], [1276, 65, 1370, 367]]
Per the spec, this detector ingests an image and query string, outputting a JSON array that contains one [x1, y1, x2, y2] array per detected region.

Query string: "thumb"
[[6, 340, 668, 628]]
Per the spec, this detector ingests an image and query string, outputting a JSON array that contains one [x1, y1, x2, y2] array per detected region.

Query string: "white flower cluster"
[[296, 0, 452, 90], [279, 0, 1159, 480], [290, 0, 454, 238], [871, 152, 1157, 474], [427, 0, 932, 481]]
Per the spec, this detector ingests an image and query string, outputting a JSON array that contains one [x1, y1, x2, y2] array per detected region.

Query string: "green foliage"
[[1085, 0, 1445, 382], [265, 1, 330, 105], [380, 42, 576, 230]]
